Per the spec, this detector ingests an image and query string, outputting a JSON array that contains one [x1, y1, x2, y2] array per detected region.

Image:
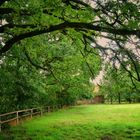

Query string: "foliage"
[[0, 0, 140, 112], [0, 33, 101, 113], [0, 0, 140, 84], [99, 66, 140, 103]]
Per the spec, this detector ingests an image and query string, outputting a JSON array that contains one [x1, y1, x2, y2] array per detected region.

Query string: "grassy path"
[[1, 104, 140, 140]]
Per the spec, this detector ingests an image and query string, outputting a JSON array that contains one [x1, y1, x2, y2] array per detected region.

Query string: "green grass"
[[1, 104, 140, 140]]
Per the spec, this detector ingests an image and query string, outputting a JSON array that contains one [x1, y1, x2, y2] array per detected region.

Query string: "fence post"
[[16, 111, 19, 125], [0, 116, 1, 132], [31, 109, 33, 119], [40, 108, 43, 116]]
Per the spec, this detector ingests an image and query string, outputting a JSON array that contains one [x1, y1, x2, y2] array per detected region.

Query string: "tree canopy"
[[0, 0, 140, 82], [0, 0, 140, 112]]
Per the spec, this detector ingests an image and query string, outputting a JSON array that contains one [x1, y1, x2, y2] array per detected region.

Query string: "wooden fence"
[[0, 105, 63, 132]]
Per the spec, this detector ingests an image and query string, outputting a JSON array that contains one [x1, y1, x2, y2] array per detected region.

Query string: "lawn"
[[1, 104, 140, 140]]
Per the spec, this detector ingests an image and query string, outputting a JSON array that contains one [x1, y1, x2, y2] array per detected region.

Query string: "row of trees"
[[0, 0, 140, 112], [0, 33, 101, 113], [99, 67, 140, 104]]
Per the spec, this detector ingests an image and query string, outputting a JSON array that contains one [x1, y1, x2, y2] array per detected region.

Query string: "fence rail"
[[0, 105, 64, 132]]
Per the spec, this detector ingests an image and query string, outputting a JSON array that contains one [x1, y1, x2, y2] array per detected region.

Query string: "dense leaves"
[[0, 0, 140, 112], [0, 32, 101, 113]]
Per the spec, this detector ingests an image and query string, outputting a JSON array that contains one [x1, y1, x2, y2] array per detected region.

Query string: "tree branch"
[[24, 47, 49, 71], [0, 24, 37, 33], [1, 21, 139, 54], [115, 41, 140, 81], [0, 8, 14, 14], [80, 49, 95, 78]]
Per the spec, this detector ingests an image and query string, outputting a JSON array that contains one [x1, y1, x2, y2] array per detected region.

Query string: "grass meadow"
[[0, 104, 140, 140]]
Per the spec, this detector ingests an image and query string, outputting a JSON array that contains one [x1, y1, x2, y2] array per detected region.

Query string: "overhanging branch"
[[0, 21, 139, 55], [0, 24, 37, 33]]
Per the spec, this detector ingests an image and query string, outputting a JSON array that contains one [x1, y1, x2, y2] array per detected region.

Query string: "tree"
[[99, 66, 140, 104], [0, 0, 140, 82], [0, 30, 101, 113], [0, 0, 140, 112]]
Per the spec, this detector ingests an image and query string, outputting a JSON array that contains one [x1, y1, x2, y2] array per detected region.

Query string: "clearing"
[[1, 104, 140, 140]]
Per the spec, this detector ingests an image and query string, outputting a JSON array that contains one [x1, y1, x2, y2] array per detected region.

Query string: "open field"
[[1, 104, 140, 140]]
